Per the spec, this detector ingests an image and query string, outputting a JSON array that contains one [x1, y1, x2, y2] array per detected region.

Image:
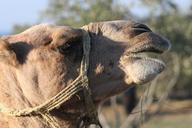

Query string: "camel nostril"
[[129, 23, 153, 38], [133, 23, 152, 32]]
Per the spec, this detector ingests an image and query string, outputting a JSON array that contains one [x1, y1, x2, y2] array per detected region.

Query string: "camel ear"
[[0, 39, 18, 66], [0, 39, 10, 51]]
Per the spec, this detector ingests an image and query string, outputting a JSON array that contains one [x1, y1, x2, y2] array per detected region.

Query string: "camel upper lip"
[[127, 44, 164, 54], [127, 33, 171, 54]]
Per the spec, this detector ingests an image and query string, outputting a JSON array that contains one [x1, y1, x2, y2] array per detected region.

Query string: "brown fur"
[[0, 20, 170, 128]]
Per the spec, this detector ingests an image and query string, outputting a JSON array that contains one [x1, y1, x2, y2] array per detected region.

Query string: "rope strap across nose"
[[0, 26, 101, 128]]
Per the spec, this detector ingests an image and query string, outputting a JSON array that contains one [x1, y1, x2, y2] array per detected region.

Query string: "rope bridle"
[[0, 26, 102, 128]]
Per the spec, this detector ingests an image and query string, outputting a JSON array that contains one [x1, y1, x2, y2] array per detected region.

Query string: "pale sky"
[[0, 0, 47, 32], [0, 0, 191, 33]]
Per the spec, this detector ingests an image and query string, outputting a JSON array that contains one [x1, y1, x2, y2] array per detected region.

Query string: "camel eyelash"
[[57, 43, 70, 54]]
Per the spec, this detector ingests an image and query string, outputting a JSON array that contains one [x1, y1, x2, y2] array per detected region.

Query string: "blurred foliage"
[[148, 14, 192, 90], [41, 0, 131, 27], [12, 0, 192, 94], [12, 24, 31, 34], [143, 1, 192, 92]]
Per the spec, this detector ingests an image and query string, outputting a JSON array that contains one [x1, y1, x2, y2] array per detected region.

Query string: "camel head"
[[86, 20, 170, 101], [0, 20, 170, 128]]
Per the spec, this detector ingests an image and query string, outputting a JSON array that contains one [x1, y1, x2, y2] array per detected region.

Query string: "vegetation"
[[144, 0, 192, 93], [40, 0, 129, 27]]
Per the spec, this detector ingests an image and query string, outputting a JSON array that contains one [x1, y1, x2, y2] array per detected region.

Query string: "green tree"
[[41, 0, 131, 27], [12, 24, 31, 34], [143, 0, 192, 94]]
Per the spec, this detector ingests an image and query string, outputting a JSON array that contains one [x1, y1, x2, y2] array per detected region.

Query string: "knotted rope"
[[0, 26, 101, 128]]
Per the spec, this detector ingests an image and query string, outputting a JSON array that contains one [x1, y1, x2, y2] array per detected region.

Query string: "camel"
[[0, 20, 170, 128]]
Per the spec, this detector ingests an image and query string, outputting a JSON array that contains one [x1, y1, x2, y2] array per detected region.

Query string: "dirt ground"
[[100, 100, 192, 128]]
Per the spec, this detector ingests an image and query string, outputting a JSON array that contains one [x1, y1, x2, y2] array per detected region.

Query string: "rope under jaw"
[[0, 26, 102, 128]]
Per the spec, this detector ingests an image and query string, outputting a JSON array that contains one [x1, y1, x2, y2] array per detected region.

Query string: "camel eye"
[[57, 37, 82, 55], [57, 43, 70, 54]]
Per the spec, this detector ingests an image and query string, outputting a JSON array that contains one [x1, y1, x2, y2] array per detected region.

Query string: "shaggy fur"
[[0, 20, 170, 128]]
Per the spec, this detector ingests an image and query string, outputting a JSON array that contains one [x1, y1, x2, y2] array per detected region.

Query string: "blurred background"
[[0, 0, 192, 128]]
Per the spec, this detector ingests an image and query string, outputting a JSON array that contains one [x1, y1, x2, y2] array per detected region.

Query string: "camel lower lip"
[[127, 54, 165, 67], [124, 55, 165, 84]]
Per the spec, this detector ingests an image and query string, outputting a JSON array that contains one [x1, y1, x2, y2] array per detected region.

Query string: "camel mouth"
[[126, 43, 166, 65], [126, 33, 171, 67], [122, 31, 171, 85], [123, 44, 167, 84], [125, 41, 167, 69]]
